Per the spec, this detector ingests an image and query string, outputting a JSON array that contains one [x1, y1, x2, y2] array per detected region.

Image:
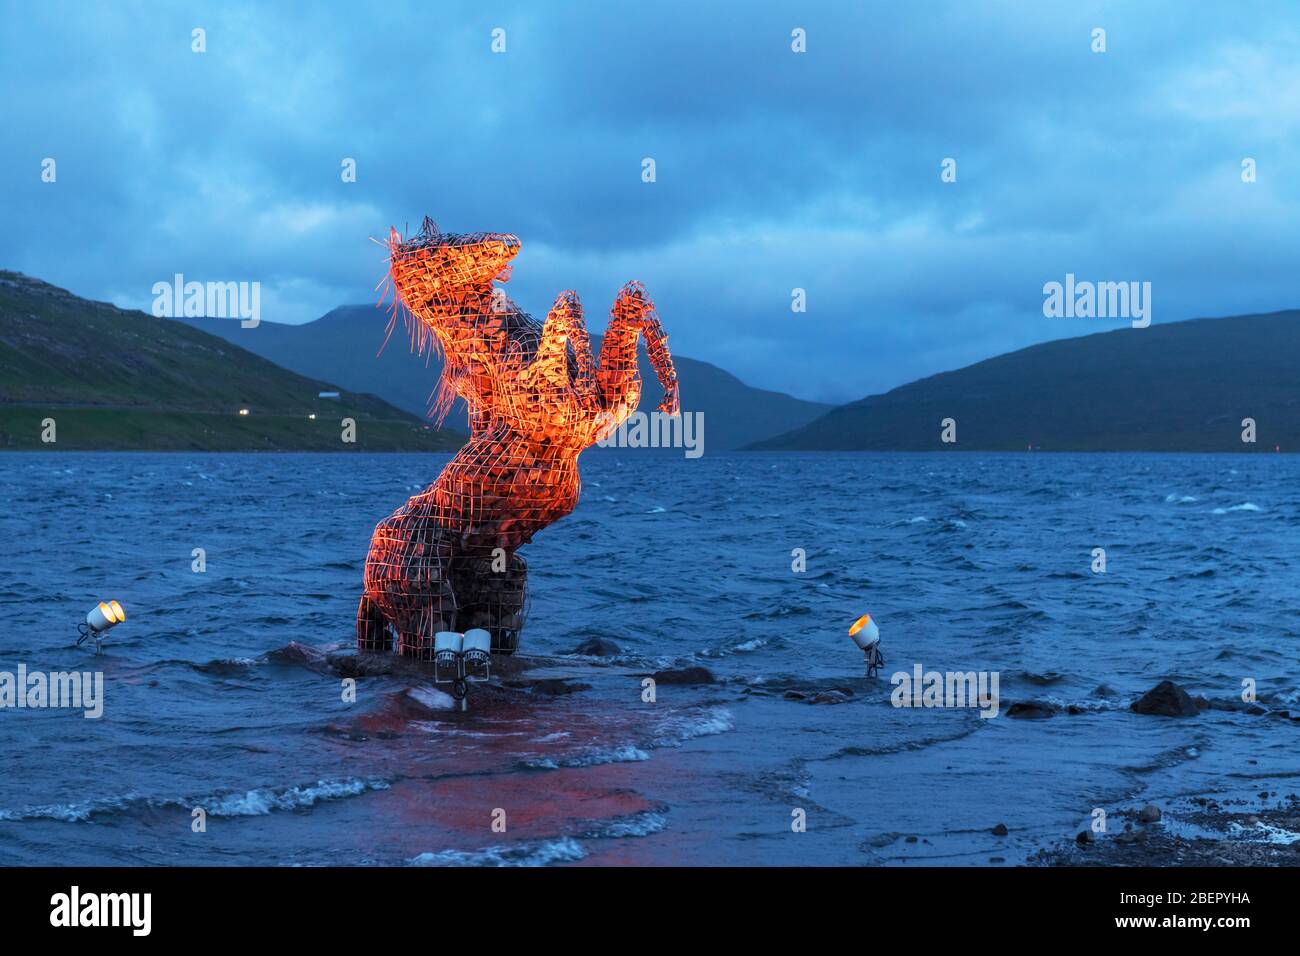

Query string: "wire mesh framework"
[[358, 218, 680, 657]]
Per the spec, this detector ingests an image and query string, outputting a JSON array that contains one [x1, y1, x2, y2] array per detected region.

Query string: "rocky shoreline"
[[1008, 678, 1300, 865], [276, 646, 1300, 866], [1033, 793, 1300, 866]]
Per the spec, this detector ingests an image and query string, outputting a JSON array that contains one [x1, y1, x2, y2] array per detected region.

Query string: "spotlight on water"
[[78, 600, 126, 654], [848, 612, 884, 678]]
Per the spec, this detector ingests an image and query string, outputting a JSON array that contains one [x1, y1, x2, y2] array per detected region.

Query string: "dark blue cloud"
[[2, 1, 1297, 403]]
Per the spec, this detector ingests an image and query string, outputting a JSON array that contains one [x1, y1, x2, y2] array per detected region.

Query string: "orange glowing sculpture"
[[357, 218, 680, 658]]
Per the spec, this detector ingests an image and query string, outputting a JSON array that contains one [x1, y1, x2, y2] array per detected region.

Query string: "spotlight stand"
[[863, 642, 885, 679], [76, 623, 106, 656]]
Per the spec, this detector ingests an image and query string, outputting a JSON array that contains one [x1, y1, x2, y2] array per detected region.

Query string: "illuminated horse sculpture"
[[358, 218, 680, 657]]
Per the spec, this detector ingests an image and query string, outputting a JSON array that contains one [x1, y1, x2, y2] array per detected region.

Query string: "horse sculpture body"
[[357, 219, 679, 657]]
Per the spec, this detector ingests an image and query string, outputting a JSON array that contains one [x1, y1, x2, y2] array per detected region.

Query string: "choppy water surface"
[[1, 451, 1297, 865]]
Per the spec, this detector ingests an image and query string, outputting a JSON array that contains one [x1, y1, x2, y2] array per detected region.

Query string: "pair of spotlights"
[[434, 629, 493, 710], [78, 600, 126, 653]]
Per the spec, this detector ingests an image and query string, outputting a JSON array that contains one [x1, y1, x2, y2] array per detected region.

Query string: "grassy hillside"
[[751, 310, 1300, 452], [0, 272, 464, 451], [183, 304, 832, 450]]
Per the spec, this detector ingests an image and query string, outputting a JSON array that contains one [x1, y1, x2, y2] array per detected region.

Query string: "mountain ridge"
[[750, 309, 1300, 452], [0, 271, 464, 451]]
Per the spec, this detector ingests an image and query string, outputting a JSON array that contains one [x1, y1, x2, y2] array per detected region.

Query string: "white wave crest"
[[1211, 502, 1262, 514], [410, 837, 586, 867], [204, 778, 390, 817]]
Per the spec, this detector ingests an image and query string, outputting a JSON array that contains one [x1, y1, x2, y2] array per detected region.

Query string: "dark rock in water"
[[569, 636, 622, 657], [651, 666, 716, 685], [1092, 684, 1120, 699], [1130, 680, 1200, 717], [989, 856, 1005, 863], [268, 641, 332, 673], [905, 835, 918, 843], [783, 690, 807, 700], [834, 686, 856, 697], [1007, 700, 1054, 719], [992, 823, 1009, 836], [1076, 830, 1094, 847], [1208, 698, 1267, 714], [810, 690, 851, 705], [1022, 671, 1065, 685], [1137, 804, 1162, 824], [528, 678, 592, 696], [327, 650, 401, 678]]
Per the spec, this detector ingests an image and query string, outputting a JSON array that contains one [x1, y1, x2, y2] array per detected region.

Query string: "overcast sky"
[[3, 1, 1298, 403]]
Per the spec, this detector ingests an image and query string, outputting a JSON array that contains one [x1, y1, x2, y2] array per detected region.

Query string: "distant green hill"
[[750, 310, 1300, 452], [0, 272, 464, 451], [182, 304, 831, 450]]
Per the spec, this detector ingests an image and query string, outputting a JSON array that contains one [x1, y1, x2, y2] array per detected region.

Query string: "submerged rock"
[[810, 690, 852, 705], [568, 637, 622, 657], [268, 641, 332, 673], [991, 823, 1009, 836], [1137, 804, 1162, 824], [1206, 698, 1269, 715], [1007, 700, 1055, 719], [527, 678, 592, 696], [651, 666, 716, 685], [1130, 680, 1200, 717], [328, 650, 401, 678]]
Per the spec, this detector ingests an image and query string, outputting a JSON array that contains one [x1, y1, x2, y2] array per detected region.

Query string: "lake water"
[[1, 450, 1297, 865]]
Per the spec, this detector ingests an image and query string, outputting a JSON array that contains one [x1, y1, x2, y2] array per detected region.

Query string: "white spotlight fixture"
[[78, 600, 126, 654], [433, 629, 493, 711], [462, 629, 492, 682], [848, 613, 884, 677], [433, 631, 463, 683]]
